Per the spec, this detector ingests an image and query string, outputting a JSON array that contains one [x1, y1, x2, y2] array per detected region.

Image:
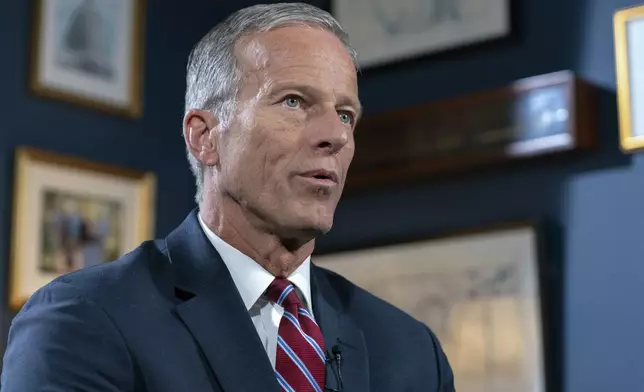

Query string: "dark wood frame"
[[346, 70, 597, 191]]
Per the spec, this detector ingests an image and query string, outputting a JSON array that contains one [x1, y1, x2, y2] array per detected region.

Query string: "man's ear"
[[183, 109, 220, 167]]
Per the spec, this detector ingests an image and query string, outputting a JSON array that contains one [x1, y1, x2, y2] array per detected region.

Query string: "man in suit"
[[2, 3, 455, 391]]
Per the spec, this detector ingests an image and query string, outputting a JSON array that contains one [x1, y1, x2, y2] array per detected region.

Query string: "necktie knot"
[[266, 278, 301, 308]]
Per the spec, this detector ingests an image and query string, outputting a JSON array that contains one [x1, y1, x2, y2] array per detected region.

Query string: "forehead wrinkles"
[[234, 29, 357, 103], [239, 27, 352, 73]]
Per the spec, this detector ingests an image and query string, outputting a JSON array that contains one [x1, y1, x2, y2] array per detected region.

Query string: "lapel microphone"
[[324, 345, 344, 392]]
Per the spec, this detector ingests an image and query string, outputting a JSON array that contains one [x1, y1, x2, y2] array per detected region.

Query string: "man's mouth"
[[298, 169, 339, 186]]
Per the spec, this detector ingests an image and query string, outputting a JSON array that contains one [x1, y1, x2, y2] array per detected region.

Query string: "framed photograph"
[[332, 0, 510, 68], [614, 4, 644, 152], [30, 0, 145, 117], [314, 223, 545, 392], [9, 147, 156, 310]]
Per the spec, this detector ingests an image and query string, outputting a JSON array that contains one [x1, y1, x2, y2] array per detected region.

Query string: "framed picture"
[[30, 0, 145, 117], [614, 4, 644, 152], [314, 223, 545, 392], [9, 147, 156, 310], [345, 71, 597, 191], [332, 0, 510, 68]]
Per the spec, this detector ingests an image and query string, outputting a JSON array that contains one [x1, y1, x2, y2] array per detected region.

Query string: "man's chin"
[[303, 212, 334, 235], [291, 221, 333, 237], [276, 215, 334, 241]]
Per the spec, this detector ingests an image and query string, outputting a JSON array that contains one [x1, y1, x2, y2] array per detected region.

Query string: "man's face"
[[216, 25, 360, 238]]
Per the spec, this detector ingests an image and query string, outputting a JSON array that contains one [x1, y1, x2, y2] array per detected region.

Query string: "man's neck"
[[198, 198, 314, 277]]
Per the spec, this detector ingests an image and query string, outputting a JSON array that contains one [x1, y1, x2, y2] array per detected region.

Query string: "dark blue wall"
[[1, 0, 642, 391], [0, 0, 198, 361]]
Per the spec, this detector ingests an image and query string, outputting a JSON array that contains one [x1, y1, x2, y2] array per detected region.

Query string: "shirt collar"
[[197, 214, 313, 313]]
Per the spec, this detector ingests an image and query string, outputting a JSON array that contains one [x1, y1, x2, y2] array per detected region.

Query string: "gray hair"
[[184, 2, 359, 204]]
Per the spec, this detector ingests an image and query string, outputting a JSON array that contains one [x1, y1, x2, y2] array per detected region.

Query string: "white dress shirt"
[[197, 214, 315, 368]]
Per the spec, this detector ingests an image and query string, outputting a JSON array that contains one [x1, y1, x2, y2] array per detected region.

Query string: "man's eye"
[[283, 96, 301, 108], [338, 111, 354, 125]]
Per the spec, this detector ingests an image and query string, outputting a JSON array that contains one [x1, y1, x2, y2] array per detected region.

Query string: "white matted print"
[[9, 147, 155, 310], [614, 4, 644, 151], [333, 0, 510, 67], [314, 225, 545, 392], [31, 0, 144, 117]]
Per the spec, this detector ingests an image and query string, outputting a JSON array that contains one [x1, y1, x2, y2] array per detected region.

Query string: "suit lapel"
[[165, 210, 279, 392], [312, 265, 370, 391]]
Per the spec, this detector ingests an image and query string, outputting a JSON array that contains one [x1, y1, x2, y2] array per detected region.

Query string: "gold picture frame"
[[30, 0, 145, 118], [9, 147, 156, 310], [614, 4, 644, 152]]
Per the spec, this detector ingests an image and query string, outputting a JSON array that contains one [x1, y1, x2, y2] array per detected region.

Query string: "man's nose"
[[309, 111, 351, 155]]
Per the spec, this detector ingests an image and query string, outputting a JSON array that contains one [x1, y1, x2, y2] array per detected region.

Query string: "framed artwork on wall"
[[9, 147, 156, 310], [614, 4, 644, 152], [345, 71, 597, 191], [314, 223, 546, 392], [30, 0, 145, 118], [332, 0, 510, 68]]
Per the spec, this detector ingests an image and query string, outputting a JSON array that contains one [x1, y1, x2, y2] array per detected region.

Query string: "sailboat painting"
[[332, 0, 510, 67], [30, 0, 144, 117]]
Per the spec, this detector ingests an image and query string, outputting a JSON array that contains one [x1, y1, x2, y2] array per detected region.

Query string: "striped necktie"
[[266, 278, 326, 392]]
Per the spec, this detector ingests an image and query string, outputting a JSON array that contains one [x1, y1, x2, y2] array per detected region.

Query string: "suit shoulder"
[[30, 240, 164, 305], [315, 266, 455, 389]]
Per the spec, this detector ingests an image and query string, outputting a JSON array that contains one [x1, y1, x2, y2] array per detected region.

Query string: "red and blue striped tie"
[[266, 278, 326, 392]]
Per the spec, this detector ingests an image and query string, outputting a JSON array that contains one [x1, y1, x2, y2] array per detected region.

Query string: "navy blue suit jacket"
[[1, 210, 454, 391]]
